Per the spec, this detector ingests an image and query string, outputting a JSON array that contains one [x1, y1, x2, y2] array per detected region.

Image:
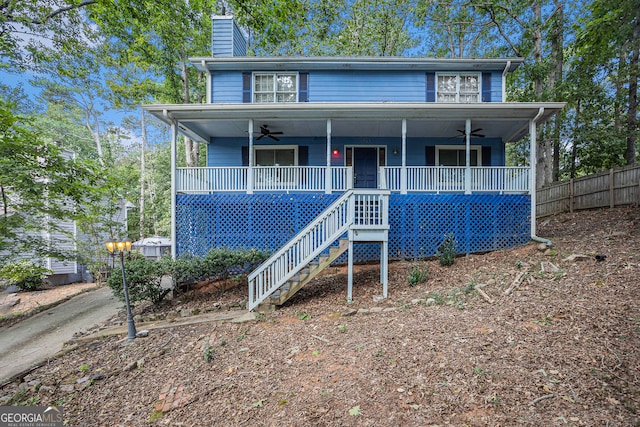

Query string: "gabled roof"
[[190, 56, 524, 73]]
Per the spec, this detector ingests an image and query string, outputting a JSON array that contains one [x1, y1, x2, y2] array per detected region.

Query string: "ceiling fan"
[[449, 128, 485, 139], [256, 124, 283, 141]]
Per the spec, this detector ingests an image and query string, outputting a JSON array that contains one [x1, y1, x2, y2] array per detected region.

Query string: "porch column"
[[401, 119, 407, 194], [247, 119, 254, 194], [326, 119, 332, 194], [170, 121, 177, 259], [529, 109, 543, 238], [465, 119, 471, 194]]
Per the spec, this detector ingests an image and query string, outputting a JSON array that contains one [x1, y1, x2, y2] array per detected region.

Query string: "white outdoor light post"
[[105, 238, 137, 342]]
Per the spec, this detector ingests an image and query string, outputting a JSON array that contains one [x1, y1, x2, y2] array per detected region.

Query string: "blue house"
[[144, 16, 564, 311]]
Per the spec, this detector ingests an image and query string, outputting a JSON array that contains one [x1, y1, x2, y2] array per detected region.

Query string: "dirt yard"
[[1, 207, 639, 426]]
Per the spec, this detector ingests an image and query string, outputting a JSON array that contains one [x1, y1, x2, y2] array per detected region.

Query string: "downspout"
[[326, 119, 332, 194], [529, 107, 552, 247], [502, 60, 511, 102]]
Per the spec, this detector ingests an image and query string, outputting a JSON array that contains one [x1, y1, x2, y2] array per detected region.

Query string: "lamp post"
[[105, 238, 137, 342]]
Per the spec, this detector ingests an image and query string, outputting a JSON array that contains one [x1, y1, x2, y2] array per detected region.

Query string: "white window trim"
[[435, 72, 481, 103], [435, 145, 482, 166], [252, 72, 299, 103], [253, 145, 298, 166]]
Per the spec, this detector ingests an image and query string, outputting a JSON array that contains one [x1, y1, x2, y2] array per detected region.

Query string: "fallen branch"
[[476, 287, 494, 303], [530, 393, 554, 406], [504, 271, 527, 296]]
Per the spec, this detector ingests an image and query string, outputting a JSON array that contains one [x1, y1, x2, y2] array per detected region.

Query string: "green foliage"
[[168, 247, 270, 287], [0, 260, 52, 291], [436, 233, 457, 267], [203, 343, 214, 363], [408, 266, 429, 287], [107, 252, 169, 306]]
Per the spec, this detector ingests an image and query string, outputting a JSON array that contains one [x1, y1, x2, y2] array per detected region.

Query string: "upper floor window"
[[254, 73, 298, 103], [437, 73, 480, 103]]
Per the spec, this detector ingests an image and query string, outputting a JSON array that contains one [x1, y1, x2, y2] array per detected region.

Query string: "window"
[[436, 73, 480, 103], [436, 146, 481, 166], [254, 146, 297, 166], [253, 73, 298, 103]]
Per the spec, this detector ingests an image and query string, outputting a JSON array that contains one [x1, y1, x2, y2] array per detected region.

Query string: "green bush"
[[107, 252, 169, 306], [436, 233, 457, 267], [408, 266, 429, 286], [0, 260, 52, 291]]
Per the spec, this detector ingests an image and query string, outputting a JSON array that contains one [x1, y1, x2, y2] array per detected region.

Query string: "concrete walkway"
[[0, 287, 121, 383]]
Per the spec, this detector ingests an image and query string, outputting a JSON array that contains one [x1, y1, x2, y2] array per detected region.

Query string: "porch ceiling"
[[144, 102, 565, 143]]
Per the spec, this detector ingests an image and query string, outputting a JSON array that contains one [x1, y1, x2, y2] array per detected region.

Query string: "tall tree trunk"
[[551, 0, 564, 181], [626, 5, 640, 165], [140, 108, 147, 239], [180, 54, 199, 168], [571, 98, 580, 179], [532, 1, 547, 189]]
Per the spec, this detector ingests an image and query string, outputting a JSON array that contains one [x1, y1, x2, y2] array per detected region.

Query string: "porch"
[[176, 165, 531, 194]]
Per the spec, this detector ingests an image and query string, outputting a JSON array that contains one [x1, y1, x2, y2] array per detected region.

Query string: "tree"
[[0, 97, 106, 263]]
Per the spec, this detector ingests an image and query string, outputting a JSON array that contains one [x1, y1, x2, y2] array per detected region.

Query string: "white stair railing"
[[248, 190, 354, 310]]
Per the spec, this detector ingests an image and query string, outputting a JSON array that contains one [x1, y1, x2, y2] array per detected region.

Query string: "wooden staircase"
[[248, 190, 390, 312], [256, 238, 349, 312]]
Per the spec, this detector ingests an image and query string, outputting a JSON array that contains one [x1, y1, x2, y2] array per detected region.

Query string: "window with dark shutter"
[[242, 72, 251, 103], [482, 73, 491, 102], [299, 73, 309, 102], [426, 72, 435, 102]]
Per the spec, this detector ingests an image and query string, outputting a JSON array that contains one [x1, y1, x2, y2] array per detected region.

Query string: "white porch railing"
[[381, 166, 530, 193], [176, 166, 352, 193], [247, 189, 389, 310]]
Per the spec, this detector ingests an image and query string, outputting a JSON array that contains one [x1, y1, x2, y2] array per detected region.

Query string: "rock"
[[59, 384, 75, 393], [369, 307, 383, 313], [90, 374, 105, 381], [0, 395, 11, 404], [123, 361, 137, 372], [133, 314, 143, 323], [39, 386, 56, 394], [537, 243, 548, 251], [411, 298, 423, 305], [357, 308, 370, 315], [136, 358, 145, 369], [372, 295, 385, 303], [76, 376, 90, 384], [180, 309, 191, 318], [425, 298, 436, 306], [136, 330, 149, 338], [166, 312, 178, 321], [340, 308, 357, 317], [383, 307, 398, 312], [28, 380, 41, 390]]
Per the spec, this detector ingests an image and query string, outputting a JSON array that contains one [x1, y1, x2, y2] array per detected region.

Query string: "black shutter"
[[242, 72, 251, 103], [298, 146, 309, 166], [299, 72, 309, 102], [242, 146, 249, 166], [482, 72, 491, 102], [426, 72, 436, 102], [425, 146, 436, 166], [482, 146, 491, 166]]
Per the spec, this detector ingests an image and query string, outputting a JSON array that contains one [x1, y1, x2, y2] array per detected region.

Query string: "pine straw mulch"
[[2, 206, 640, 426]]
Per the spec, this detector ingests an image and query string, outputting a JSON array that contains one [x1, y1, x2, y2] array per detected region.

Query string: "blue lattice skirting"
[[175, 193, 531, 262]]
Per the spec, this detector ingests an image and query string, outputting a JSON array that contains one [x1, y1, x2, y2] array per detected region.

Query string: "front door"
[[353, 148, 378, 188]]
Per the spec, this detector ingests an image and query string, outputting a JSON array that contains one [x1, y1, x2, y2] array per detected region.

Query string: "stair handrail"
[[248, 190, 355, 310]]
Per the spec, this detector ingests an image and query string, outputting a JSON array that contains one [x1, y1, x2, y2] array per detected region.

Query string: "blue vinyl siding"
[[309, 70, 426, 102], [211, 72, 244, 103], [489, 71, 502, 102], [207, 137, 505, 167], [212, 18, 246, 57]]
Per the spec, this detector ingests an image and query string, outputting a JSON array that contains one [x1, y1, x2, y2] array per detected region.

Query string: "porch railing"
[[176, 166, 352, 193], [177, 166, 529, 194], [380, 166, 530, 193]]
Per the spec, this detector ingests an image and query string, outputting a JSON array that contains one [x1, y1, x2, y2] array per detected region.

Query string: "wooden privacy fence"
[[536, 164, 640, 217]]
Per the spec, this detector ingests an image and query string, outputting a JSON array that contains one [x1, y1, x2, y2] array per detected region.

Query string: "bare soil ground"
[[2, 207, 640, 427]]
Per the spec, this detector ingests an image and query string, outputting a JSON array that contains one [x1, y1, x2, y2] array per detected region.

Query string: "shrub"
[[107, 252, 169, 306], [436, 233, 457, 266], [0, 260, 52, 291], [407, 266, 428, 286]]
